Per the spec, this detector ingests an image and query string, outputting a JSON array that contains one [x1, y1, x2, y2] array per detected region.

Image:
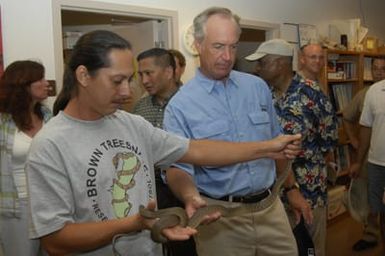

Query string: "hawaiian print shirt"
[[272, 74, 338, 208]]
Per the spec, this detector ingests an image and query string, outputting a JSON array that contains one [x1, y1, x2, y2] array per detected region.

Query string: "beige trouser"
[[194, 196, 298, 256], [288, 206, 326, 256]]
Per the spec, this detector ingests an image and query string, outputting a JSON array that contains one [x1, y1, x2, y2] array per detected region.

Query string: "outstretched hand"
[[269, 134, 302, 159]]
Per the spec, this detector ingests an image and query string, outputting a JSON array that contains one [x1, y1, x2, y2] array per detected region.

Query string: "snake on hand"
[[140, 160, 293, 243]]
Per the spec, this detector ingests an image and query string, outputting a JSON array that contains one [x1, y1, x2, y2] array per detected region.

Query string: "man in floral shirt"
[[246, 39, 338, 256]]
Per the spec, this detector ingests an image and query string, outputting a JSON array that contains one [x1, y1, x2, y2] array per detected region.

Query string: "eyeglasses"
[[304, 55, 324, 61]]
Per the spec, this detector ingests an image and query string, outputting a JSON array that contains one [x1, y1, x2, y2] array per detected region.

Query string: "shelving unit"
[[321, 49, 385, 200]]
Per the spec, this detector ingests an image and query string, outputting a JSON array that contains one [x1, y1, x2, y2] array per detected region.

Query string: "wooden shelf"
[[326, 49, 360, 55], [328, 79, 358, 83], [321, 50, 385, 182]]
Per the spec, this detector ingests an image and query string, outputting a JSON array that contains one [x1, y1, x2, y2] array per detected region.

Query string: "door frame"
[[240, 19, 280, 40], [51, 0, 178, 93]]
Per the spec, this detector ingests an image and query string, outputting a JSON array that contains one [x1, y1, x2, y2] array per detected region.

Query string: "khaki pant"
[[288, 206, 326, 256], [194, 196, 298, 256]]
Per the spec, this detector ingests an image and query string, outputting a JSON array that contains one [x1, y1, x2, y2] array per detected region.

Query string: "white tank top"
[[12, 130, 32, 199]]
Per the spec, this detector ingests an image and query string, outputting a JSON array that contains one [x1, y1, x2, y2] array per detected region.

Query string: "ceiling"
[[61, 10, 152, 26]]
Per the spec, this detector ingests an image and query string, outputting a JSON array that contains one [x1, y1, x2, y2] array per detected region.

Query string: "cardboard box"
[[63, 31, 83, 49], [327, 185, 347, 220]]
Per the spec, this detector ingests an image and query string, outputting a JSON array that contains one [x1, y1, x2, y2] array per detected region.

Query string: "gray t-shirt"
[[27, 110, 189, 256]]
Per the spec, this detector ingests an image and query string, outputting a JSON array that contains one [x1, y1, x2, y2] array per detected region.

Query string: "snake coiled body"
[[140, 161, 292, 243]]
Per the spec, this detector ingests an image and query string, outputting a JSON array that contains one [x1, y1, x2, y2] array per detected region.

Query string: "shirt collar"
[[150, 88, 178, 107], [294, 73, 322, 92], [195, 68, 240, 94]]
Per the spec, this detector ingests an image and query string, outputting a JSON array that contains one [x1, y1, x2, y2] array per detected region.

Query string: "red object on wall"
[[0, 6, 3, 75]]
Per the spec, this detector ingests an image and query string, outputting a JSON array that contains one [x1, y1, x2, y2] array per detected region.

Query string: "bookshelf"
[[320, 49, 385, 179]]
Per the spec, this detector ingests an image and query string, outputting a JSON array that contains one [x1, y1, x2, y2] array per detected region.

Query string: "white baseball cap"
[[245, 39, 293, 61]]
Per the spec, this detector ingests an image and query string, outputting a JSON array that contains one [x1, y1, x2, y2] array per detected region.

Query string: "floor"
[[326, 213, 383, 256]]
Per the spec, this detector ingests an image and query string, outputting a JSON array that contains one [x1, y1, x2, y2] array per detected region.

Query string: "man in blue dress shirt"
[[163, 7, 312, 256]]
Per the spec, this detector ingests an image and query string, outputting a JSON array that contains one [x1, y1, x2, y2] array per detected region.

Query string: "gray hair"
[[193, 7, 241, 42]]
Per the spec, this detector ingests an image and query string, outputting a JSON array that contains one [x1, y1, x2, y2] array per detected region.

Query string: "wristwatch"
[[284, 182, 300, 193]]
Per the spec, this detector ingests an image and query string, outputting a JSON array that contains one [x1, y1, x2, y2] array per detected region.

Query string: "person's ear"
[[165, 66, 174, 80], [194, 39, 202, 55], [75, 65, 90, 87], [299, 53, 305, 66]]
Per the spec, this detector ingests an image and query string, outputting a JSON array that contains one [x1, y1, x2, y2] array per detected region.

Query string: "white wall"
[[0, 0, 384, 104]]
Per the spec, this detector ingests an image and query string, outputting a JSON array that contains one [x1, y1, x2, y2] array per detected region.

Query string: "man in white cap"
[[246, 38, 338, 256]]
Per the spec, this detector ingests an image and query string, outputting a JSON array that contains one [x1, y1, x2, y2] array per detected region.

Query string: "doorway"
[[236, 19, 280, 74], [61, 10, 170, 58], [235, 28, 265, 75], [51, 0, 178, 98]]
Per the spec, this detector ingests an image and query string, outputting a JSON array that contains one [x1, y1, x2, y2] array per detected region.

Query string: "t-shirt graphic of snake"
[[111, 152, 141, 218]]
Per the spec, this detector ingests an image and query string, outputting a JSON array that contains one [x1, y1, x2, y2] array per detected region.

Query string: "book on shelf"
[[330, 83, 353, 111], [363, 57, 373, 81], [336, 60, 357, 79], [326, 54, 357, 80], [327, 60, 337, 72], [335, 145, 351, 172]]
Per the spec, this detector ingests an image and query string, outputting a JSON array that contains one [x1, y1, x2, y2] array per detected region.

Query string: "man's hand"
[[185, 195, 221, 225], [349, 137, 359, 150], [162, 225, 197, 241], [349, 162, 361, 179], [286, 189, 313, 225], [139, 200, 158, 230], [139, 200, 197, 241], [268, 134, 302, 159]]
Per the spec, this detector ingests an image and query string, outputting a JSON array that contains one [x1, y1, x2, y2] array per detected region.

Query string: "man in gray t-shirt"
[[28, 111, 188, 255]]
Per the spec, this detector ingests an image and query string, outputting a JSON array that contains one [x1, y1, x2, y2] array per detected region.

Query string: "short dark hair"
[[54, 30, 132, 115], [168, 49, 186, 67], [137, 48, 176, 72]]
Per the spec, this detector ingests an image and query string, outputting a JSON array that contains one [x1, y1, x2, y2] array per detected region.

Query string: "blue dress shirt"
[[163, 69, 282, 198]]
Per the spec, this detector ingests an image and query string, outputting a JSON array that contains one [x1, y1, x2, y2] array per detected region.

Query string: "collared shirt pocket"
[[190, 119, 230, 140], [248, 112, 272, 138]]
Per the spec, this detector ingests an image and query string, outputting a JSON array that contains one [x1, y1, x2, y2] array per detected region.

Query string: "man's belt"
[[201, 184, 274, 204]]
